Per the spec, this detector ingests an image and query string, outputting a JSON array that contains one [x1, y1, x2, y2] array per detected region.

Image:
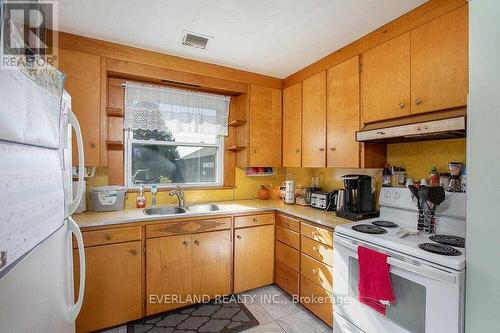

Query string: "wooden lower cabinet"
[[234, 224, 275, 293], [74, 241, 142, 333], [300, 277, 334, 327], [275, 260, 299, 297], [146, 230, 231, 316], [191, 230, 231, 298]]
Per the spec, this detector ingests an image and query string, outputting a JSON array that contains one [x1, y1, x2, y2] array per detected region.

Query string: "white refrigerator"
[[0, 59, 86, 332]]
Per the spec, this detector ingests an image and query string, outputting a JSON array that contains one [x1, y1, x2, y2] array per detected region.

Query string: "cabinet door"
[[146, 235, 191, 315], [191, 230, 231, 298], [283, 83, 302, 167], [411, 6, 468, 114], [58, 48, 102, 166], [74, 241, 142, 333], [362, 33, 411, 123], [302, 71, 327, 167], [234, 225, 274, 293], [248, 85, 282, 167], [327, 56, 360, 168]]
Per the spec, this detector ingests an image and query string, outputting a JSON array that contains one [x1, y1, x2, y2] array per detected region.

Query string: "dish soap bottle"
[[136, 185, 146, 208], [151, 184, 158, 208], [382, 163, 392, 187]]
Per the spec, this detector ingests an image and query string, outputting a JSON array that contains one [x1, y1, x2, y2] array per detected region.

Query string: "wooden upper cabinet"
[[58, 48, 102, 166], [282, 83, 302, 167], [248, 85, 282, 167], [362, 33, 411, 123], [234, 224, 274, 293], [410, 5, 468, 114], [327, 56, 360, 168], [302, 71, 327, 167], [74, 241, 142, 333]]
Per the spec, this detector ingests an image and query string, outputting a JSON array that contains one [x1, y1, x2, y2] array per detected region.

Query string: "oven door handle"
[[335, 236, 457, 284]]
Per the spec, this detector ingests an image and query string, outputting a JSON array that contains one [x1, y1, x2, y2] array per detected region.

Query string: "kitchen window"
[[124, 82, 230, 189]]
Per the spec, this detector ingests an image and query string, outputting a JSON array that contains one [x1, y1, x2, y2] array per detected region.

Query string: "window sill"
[[126, 186, 236, 193]]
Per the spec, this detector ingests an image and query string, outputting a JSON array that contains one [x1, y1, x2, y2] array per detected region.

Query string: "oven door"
[[333, 234, 464, 333]]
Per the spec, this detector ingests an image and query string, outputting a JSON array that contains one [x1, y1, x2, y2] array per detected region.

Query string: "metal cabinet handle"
[[399, 102, 405, 109], [284, 275, 289, 280], [194, 240, 200, 246], [313, 246, 319, 252], [236, 235, 242, 239], [90, 143, 97, 148], [319, 148, 325, 151], [105, 234, 112, 240], [252, 218, 257, 222], [312, 268, 318, 274], [295, 148, 300, 153], [129, 249, 138, 256], [415, 98, 423, 105], [182, 241, 189, 246], [330, 147, 336, 151]]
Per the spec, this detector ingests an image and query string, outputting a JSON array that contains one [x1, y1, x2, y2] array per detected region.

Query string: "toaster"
[[310, 191, 337, 211]]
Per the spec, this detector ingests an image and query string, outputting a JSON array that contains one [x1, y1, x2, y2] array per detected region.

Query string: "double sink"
[[143, 204, 220, 216]]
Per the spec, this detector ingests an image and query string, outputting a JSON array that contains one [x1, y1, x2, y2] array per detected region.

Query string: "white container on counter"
[[90, 185, 126, 211]]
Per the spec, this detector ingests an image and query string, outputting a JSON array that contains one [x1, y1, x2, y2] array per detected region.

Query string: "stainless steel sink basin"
[[186, 204, 220, 213], [143, 207, 187, 215]]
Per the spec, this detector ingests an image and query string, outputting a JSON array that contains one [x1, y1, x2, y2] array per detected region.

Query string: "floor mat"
[[128, 300, 259, 333]]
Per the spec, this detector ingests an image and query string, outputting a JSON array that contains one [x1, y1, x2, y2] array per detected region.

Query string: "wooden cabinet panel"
[[283, 82, 302, 167], [146, 235, 192, 315], [275, 260, 299, 297], [58, 48, 102, 166], [234, 225, 274, 293], [76, 226, 141, 248], [146, 217, 231, 238], [327, 56, 360, 168], [234, 213, 275, 228], [411, 6, 468, 114], [362, 33, 411, 123], [74, 241, 142, 333], [301, 222, 334, 247], [300, 277, 333, 327], [275, 241, 300, 271], [276, 213, 300, 232], [302, 71, 327, 167], [301, 254, 333, 292], [248, 85, 282, 167], [301, 236, 334, 267], [192, 230, 231, 298], [275, 225, 300, 249]]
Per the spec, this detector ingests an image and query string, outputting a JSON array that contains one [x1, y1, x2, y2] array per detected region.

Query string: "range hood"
[[356, 116, 466, 143]]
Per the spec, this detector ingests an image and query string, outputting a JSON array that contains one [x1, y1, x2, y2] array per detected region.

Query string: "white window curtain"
[[124, 82, 230, 137]]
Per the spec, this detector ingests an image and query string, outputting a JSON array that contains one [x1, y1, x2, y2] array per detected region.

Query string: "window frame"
[[124, 130, 225, 190]]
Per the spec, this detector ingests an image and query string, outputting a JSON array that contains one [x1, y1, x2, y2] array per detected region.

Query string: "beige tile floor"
[[101, 284, 331, 333]]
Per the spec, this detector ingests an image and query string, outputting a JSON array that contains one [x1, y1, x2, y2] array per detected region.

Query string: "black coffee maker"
[[336, 174, 379, 221]]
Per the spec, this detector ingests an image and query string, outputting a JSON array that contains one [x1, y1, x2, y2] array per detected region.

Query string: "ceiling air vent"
[[179, 31, 212, 50]]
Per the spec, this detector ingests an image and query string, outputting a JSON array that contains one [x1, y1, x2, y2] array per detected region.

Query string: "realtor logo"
[[1, 0, 58, 68]]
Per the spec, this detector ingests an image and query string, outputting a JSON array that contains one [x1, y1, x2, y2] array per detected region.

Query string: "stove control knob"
[[384, 191, 391, 199], [393, 192, 400, 199]]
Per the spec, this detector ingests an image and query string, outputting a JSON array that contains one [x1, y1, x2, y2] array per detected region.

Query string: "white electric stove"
[[333, 187, 467, 333]]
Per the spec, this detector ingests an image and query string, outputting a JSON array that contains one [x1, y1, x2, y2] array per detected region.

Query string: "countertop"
[[72, 199, 351, 230]]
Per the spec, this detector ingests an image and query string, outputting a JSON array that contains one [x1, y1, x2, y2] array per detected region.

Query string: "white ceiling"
[[58, 0, 428, 78]]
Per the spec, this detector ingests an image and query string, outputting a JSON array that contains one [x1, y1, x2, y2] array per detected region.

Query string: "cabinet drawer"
[[146, 217, 231, 238], [301, 254, 333, 292], [301, 236, 334, 267], [234, 213, 275, 228], [275, 241, 300, 271], [76, 226, 142, 248], [301, 222, 333, 247], [275, 260, 299, 297], [300, 277, 333, 327], [276, 214, 300, 232], [276, 225, 300, 249]]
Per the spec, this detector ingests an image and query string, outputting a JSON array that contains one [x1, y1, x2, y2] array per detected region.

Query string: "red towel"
[[357, 246, 395, 315]]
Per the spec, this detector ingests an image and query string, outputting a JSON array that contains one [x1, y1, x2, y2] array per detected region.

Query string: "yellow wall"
[[387, 138, 466, 180]]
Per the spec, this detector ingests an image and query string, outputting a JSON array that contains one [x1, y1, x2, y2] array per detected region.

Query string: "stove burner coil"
[[429, 235, 465, 248], [352, 224, 387, 234], [418, 243, 462, 256], [372, 220, 399, 228]]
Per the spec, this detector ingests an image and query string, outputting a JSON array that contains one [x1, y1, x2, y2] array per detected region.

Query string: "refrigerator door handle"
[[68, 217, 85, 321], [68, 111, 85, 215]]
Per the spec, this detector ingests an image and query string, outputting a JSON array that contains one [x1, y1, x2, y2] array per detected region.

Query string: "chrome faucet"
[[169, 186, 185, 208]]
